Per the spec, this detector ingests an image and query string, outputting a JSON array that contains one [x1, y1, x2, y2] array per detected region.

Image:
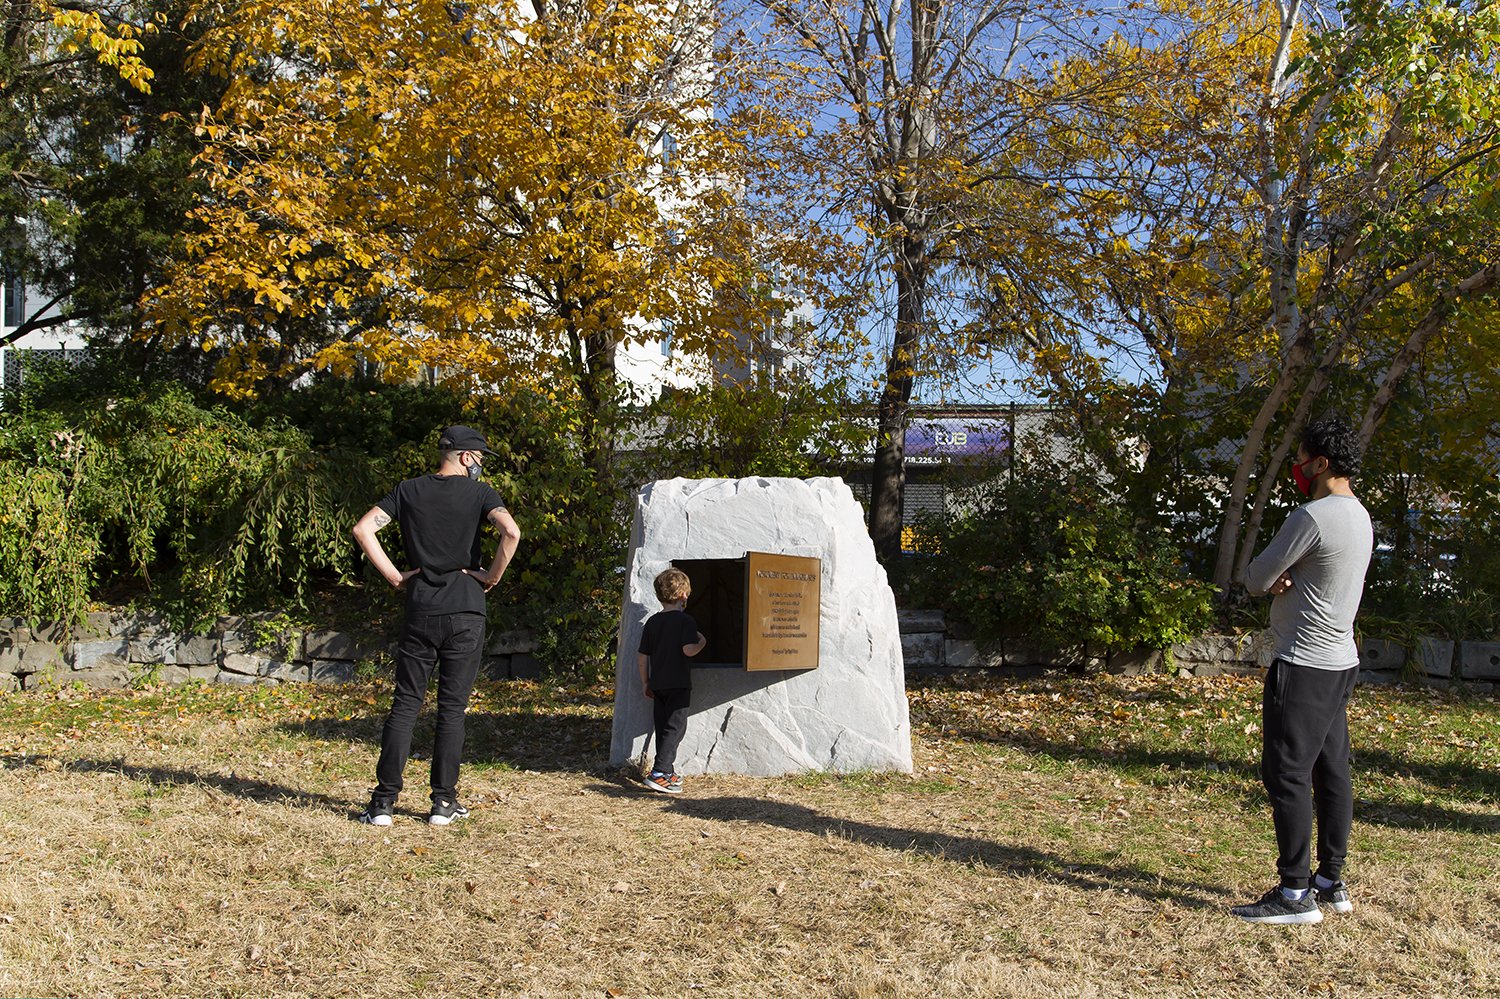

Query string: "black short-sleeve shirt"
[[638, 609, 699, 690], [376, 474, 505, 615]]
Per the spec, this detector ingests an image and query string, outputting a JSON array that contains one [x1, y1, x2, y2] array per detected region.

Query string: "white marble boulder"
[[610, 477, 912, 776]]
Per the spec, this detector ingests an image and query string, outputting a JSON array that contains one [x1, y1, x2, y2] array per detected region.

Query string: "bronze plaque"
[[743, 551, 821, 671]]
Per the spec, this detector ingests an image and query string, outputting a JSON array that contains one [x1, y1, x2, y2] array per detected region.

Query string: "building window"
[[660, 318, 675, 357], [3, 271, 23, 328]]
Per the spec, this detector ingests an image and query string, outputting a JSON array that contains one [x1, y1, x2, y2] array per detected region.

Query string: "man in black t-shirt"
[[636, 567, 707, 794], [352, 425, 521, 827]]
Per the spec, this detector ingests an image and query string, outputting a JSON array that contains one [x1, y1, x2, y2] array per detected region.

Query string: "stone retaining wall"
[[0, 612, 542, 692], [898, 610, 1499, 690], [4, 608, 1497, 692]]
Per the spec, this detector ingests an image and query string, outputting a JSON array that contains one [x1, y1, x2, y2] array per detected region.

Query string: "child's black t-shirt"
[[639, 609, 699, 690], [376, 474, 506, 615]]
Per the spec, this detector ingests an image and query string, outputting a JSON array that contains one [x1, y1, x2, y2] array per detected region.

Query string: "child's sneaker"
[[358, 799, 394, 827], [641, 771, 678, 794], [666, 773, 683, 793], [428, 800, 470, 826]]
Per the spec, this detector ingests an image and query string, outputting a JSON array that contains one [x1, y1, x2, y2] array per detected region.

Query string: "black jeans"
[[651, 687, 692, 775], [374, 611, 485, 805], [1261, 658, 1358, 890]]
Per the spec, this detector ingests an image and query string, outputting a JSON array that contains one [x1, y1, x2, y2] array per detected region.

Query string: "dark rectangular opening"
[[672, 557, 745, 668]]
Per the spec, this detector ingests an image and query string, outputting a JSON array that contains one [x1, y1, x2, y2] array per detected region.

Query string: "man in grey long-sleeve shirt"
[[1230, 417, 1373, 925]]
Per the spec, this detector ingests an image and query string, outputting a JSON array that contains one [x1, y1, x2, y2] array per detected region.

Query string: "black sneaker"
[[1230, 887, 1322, 924], [1314, 879, 1353, 914], [358, 799, 394, 827], [428, 800, 470, 826]]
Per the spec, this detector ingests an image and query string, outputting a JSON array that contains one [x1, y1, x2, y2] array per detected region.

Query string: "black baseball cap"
[[437, 425, 498, 457]]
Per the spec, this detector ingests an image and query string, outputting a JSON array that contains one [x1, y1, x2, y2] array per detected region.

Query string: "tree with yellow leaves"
[[149, 0, 777, 469], [1203, 0, 1500, 593], [956, 0, 1500, 598]]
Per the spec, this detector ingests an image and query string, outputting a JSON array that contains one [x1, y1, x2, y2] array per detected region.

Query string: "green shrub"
[[0, 369, 888, 678], [0, 386, 373, 628], [902, 461, 1217, 653], [638, 376, 870, 480], [463, 388, 628, 681], [0, 461, 100, 626]]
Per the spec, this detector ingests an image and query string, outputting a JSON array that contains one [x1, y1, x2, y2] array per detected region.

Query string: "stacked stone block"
[[895, 610, 1495, 689], [0, 612, 547, 692], [1, 606, 1491, 692]]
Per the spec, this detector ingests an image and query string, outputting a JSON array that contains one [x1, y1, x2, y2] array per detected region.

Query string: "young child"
[[637, 567, 707, 794]]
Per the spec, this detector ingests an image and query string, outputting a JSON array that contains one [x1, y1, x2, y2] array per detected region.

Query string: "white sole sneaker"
[[1236, 908, 1323, 925], [1230, 888, 1323, 924], [1315, 884, 1354, 914]]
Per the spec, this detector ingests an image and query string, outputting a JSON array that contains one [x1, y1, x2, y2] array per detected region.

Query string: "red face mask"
[[1292, 458, 1319, 496]]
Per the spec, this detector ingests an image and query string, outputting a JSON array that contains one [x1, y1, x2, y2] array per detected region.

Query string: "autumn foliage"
[[148, 0, 771, 411]]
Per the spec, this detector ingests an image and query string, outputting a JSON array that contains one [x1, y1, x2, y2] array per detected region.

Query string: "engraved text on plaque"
[[744, 551, 821, 671]]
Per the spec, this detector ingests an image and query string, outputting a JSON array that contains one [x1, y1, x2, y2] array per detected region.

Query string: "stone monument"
[[610, 477, 911, 776]]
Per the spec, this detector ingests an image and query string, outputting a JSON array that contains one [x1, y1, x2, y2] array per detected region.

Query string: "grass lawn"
[[0, 671, 1496, 998]]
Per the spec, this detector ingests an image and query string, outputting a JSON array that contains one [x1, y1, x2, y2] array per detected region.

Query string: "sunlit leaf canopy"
[[148, 0, 787, 400], [41, 0, 160, 93]]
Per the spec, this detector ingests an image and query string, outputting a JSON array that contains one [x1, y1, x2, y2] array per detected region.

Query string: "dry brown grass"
[[0, 673, 1496, 998]]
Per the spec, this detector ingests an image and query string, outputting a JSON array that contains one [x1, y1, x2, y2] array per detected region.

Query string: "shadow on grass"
[[0, 754, 351, 811], [276, 710, 613, 775], [589, 783, 1226, 911], [942, 730, 1500, 834], [285, 695, 1498, 834]]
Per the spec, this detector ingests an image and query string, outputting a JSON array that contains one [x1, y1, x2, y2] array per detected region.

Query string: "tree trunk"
[[868, 251, 926, 562], [1358, 260, 1500, 452], [867, 0, 941, 562], [1232, 325, 1353, 580], [578, 327, 618, 477], [1210, 309, 1318, 591]]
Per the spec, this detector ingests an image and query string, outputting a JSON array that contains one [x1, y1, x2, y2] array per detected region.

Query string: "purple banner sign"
[[905, 418, 1010, 463]]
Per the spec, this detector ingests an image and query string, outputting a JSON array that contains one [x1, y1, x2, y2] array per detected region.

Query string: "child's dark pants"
[[651, 687, 691, 774]]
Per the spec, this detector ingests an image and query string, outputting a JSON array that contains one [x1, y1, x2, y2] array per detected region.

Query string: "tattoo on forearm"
[[372, 510, 391, 529]]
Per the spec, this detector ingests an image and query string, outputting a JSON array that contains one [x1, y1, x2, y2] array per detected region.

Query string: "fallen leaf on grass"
[[465, 881, 477, 894]]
